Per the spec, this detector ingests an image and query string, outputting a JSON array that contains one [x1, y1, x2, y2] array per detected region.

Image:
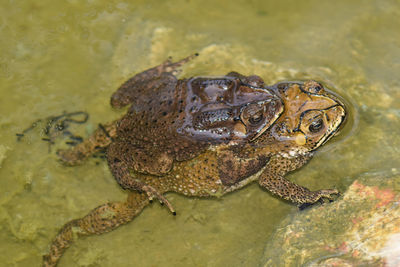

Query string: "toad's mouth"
[[315, 103, 347, 149]]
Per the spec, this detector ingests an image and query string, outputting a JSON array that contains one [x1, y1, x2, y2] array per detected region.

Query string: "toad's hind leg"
[[43, 192, 149, 267], [57, 121, 117, 166]]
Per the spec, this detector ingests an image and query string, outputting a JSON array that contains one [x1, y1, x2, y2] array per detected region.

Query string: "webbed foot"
[[161, 53, 199, 75], [316, 189, 340, 201], [142, 184, 176, 215]]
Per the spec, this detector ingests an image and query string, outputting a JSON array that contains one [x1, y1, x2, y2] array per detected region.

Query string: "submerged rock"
[[0, 145, 10, 168], [262, 170, 400, 267]]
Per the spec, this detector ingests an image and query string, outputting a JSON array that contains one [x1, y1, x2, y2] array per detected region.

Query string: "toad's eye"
[[248, 113, 264, 125], [308, 119, 324, 133], [304, 81, 324, 94], [309, 84, 322, 93], [241, 103, 266, 126]]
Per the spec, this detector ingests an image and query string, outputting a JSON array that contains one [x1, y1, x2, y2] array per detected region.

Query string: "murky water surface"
[[1, 0, 399, 266]]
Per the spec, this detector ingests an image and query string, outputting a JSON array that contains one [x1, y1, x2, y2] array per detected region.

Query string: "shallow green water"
[[0, 0, 399, 266]]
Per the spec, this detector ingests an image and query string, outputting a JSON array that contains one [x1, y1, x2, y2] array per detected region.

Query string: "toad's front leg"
[[258, 155, 339, 205], [43, 192, 149, 267], [110, 53, 198, 108]]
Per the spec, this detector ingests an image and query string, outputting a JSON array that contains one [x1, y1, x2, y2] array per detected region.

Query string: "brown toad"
[[43, 54, 347, 266]]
